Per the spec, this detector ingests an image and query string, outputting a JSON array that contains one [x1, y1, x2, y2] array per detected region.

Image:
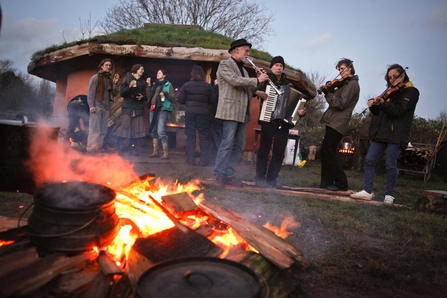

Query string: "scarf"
[[149, 79, 168, 103], [96, 70, 112, 102]]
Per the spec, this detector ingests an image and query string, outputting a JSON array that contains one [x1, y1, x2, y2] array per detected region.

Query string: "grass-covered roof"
[[32, 24, 293, 69]]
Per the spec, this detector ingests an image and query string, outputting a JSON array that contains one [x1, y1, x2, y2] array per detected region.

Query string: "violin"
[[317, 76, 347, 94], [376, 67, 408, 100], [318, 60, 353, 94]]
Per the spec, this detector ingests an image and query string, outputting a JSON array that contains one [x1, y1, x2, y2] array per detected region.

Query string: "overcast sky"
[[1, 0, 447, 119]]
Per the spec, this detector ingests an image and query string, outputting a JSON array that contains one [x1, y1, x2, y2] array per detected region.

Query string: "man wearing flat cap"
[[213, 39, 269, 187]]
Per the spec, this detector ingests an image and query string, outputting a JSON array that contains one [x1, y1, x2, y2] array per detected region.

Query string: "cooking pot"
[[0, 119, 59, 193], [341, 136, 353, 149], [27, 181, 120, 252], [136, 257, 264, 298]]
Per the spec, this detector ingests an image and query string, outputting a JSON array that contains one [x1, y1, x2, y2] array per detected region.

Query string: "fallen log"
[[198, 200, 309, 270]]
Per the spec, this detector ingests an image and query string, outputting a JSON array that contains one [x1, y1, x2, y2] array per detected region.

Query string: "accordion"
[[259, 84, 306, 128]]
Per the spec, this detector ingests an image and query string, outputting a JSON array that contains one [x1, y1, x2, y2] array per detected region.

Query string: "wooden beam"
[[198, 200, 309, 269]]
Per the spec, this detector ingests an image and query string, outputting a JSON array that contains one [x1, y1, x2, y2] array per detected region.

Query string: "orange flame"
[[263, 216, 301, 239]]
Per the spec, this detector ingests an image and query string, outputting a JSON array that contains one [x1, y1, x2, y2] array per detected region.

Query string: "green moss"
[[30, 24, 297, 70]]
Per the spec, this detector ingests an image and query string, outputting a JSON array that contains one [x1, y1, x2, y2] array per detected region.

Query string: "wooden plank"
[[423, 190, 447, 199], [0, 216, 27, 231], [127, 248, 154, 289], [0, 247, 38, 278], [198, 200, 309, 269], [161, 192, 199, 214], [201, 179, 408, 208], [97, 251, 125, 276], [57, 265, 100, 294], [0, 251, 97, 297], [81, 272, 113, 298]]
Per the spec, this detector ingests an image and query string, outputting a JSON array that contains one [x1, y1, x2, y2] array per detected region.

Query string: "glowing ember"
[[0, 240, 14, 247]]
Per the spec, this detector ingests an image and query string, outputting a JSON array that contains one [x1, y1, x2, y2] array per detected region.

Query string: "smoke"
[[26, 122, 139, 189]]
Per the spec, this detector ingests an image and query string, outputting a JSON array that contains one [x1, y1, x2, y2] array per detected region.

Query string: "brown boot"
[[149, 138, 159, 158], [161, 139, 169, 160]]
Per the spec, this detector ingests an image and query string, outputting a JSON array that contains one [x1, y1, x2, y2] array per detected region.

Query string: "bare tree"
[[0, 59, 15, 73], [79, 14, 97, 39], [98, 0, 274, 45]]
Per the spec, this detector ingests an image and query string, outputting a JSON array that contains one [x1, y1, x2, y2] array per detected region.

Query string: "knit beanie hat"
[[131, 64, 143, 74], [270, 56, 285, 68]]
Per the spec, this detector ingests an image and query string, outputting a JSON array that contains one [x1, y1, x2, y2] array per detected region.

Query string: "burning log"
[[97, 250, 125, 276], [198, 200, 309, 269], [161, 192, 200, 215]]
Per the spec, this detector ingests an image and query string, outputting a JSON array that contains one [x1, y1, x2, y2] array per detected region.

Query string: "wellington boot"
[[161, 139, 169, 160], [149, 138, 159, 158]]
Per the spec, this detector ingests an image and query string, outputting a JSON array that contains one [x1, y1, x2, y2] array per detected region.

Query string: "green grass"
[[31, 24, 297, 70]]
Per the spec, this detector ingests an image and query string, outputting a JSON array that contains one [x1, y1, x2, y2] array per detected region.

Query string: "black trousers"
[[320, 126, 348, 189], [255, 122, 289, 182]]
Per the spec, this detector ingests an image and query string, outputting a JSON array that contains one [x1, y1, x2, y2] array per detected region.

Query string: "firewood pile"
[[0, 177, 308, 297], [398, 143, 435, 171]]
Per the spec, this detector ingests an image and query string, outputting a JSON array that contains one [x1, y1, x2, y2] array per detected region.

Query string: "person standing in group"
[[254, 56, 307, 188], [147, 69, 175, 160], [319, 58, 360, 191], [351, 64, 419, 205], [213, 38, 269, 187], [65, 94, 89, 149], [86, 58, 119, 153], [178, 65, 216, 166], [116, 64, 147, 156]]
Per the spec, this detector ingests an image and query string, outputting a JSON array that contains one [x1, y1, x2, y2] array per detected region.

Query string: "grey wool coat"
[[215, 58, 259, 123]]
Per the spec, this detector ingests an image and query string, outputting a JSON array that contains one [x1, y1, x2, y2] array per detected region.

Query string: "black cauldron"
[[27, 181, 120, 252]]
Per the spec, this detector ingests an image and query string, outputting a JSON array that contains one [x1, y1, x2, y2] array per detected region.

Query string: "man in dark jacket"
[[351, 64, 419, 205], [319, 58, 360, 191], [66, 94, 89, 147], [178, 65, 217, 166], [254, 56, 308, 188]]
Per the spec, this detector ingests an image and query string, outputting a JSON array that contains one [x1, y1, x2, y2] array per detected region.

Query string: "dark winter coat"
[[369, 82, 419, 149], [178, 78, 216, 115], [119, 73, 147, 117], [320, 75, 360, 135]]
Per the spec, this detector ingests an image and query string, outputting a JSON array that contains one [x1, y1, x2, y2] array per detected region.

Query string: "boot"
[[161, 139, 169, 160], [149, 138, 159, 158]]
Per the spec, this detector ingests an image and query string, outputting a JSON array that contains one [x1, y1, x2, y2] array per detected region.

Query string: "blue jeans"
[[214, 115, 248, 178], [150, 110, 168, 141], [364, 141, 401, 196]]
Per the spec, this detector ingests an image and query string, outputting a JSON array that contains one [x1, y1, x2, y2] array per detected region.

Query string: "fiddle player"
[[319, 58, 360, 191], [351, 64, 419, 205], [254, 56, 307, 188]]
